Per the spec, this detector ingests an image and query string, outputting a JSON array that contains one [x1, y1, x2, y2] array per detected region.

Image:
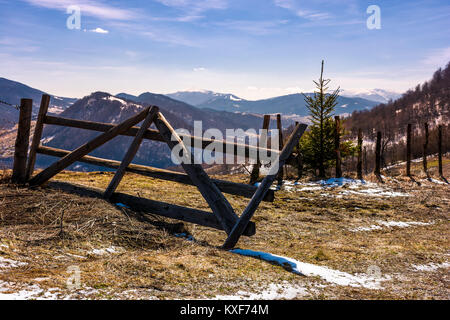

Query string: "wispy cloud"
[[214, 20, 289, 36], [155, 0, 228, 14], [23, 0, 138, 20]]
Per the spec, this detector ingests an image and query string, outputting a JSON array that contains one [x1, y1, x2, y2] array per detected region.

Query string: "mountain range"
[[0, 78, 77, 128], [0, 76, 400, 171], [168, 91, 381, 116]]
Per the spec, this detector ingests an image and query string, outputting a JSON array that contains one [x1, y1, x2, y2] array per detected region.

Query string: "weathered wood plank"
[[12, 99, 33, 184], [44, 115, 279, 160], [222, 122, 308, 249], [29, 107, 151, 186], [153, 112, 239, 234], [26, 94, 50, 181], [47, 181, 255, 236], [37, 145, 274, 202], [104, 107, 159, 199]]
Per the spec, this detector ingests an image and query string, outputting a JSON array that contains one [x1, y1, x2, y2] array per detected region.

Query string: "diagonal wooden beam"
[[29, 107, 151, 187], [104, 106, 159, 199], [153, 112, 240, 235], [222, 123, 308, 249]]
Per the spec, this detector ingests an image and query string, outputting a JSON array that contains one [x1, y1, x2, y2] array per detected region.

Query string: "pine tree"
[[301, 60, 340, 178]]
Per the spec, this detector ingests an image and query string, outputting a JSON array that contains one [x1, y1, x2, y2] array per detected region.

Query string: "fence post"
[[26, 94, 50, 181], [12, 98, 33, 184], [295, 121, 303, 179], [250, 115, 271, 185], [357, 128, 363, 180], [276, 114, 284, 184], [375, 131, 382, 177], [423, 122, 429, 175], [363, 146, 368, 174], [406, 124, 412, 176], [335, 116, 342, 178], [438, 125, 443, 177]]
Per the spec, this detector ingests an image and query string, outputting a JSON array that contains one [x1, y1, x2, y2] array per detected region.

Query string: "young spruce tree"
[[301, 60, 340, 178]]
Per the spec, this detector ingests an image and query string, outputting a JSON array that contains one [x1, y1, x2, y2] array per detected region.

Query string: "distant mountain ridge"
[[37, 91, 281, 171], [0, 77, 77, 128], [166, 90, 380, 116], [340, 89, 402, 103]]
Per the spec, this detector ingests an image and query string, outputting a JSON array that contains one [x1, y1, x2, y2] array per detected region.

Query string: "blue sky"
[[0, 0, 449, 99]]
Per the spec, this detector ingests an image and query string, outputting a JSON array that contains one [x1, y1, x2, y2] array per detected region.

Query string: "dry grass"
[[0, 157, 449, 300]]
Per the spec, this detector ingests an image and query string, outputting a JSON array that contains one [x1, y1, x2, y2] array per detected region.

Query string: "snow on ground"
[[281, 178, 409, 198], [350, 220, 434, 233], [88, 246, 123, 256], [377, 220, 434, 228], [230, 249, 390, 289], [215, 282, 311, 300], [0, 257, 27, 269], [411, 262, 450, 272]]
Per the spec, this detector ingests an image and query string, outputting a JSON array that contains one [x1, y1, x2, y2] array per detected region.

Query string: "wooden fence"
[[12, 94, 307, 249]]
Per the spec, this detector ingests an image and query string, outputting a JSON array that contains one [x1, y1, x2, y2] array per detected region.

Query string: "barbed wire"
[[0, 99, 20, 110]]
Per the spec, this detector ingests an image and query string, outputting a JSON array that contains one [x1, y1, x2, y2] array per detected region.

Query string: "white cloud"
[[422, 47, 450, 68], [90, 27, 109, 34], [23, 0, 137, 20], [193, 67, 206, 72]]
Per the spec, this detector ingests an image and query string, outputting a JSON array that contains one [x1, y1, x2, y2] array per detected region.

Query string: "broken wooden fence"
[[15, 94, 307, 248]]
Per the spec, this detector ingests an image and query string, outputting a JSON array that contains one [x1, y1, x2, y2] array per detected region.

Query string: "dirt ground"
[[0, 157, 448, 300]]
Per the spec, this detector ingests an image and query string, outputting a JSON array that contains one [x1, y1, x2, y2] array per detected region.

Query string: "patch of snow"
[[231, 249, 390, 289], [0, 257, 27, 269], [350, 220, 434, 232], [350, 225, 383, 232], [104, 96, 127, 104], [412, 262, 450, 272], [88, 246, 123, 256], [377, 220, 434, 228], [282, 178, 409, 198], [41, 135, 55, 144], [215, 282, 309, 300], [229, 95, 242, 101]]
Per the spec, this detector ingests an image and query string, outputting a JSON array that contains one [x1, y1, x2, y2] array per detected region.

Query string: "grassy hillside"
[[0, 159, 449, 299]]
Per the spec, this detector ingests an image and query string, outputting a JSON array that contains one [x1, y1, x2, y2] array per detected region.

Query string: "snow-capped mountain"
[[166, 90, 243, 107], [168, 90, 380, 116], [340, 89, 402, 104]]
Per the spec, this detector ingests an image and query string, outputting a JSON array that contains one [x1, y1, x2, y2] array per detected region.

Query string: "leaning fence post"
[[12, 98, 33, 184], [374, 131, 382, 179], [438, 125, 443, 177], [423, 122, 429, 175], [335, 116, 342, 178], [357, 128, 363, 180], [26, 94, 50, 181], [406, 124, 412, 176]]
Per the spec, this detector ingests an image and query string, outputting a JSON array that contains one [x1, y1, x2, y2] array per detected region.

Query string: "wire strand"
[[0, 99, 20, 110]]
